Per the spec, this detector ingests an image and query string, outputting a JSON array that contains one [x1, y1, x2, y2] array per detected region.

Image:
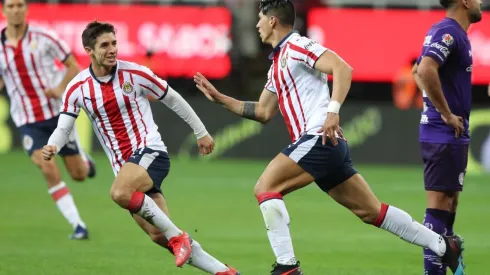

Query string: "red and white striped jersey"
[[62, 60, 167, 174], [265, 32, 330, 142], [0, 24, 71, 127]]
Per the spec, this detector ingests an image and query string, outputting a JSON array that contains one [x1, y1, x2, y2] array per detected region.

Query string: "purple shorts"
[[420, 142, 468, 192]]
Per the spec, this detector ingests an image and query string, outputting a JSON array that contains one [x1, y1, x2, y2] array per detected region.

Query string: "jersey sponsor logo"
[[423, 35, 432, 46], [430, 42, 450, 57], [466, 65, 473, 72], [29, 40, 37, 51], [442, 34, 454, 46], [420, 114, 429, 124], [122, 81, 134, 94], [304, 40, 317, 50]]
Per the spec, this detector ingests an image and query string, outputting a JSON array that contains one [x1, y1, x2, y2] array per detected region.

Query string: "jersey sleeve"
[[287, 37, 328, 69], [421, 28, 458, 66], [130, 64, 169, 100], [44, 29, 71, 62], [60, 79, 81, 117], [264, 65, 276, 93]]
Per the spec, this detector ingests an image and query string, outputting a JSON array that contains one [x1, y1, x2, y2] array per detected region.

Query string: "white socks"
[[378, 204, 446, 257], [48, 182, 85, 229], [259, 196, 297, 265], [135, 194, 182, 240], [187, 240, 228, 274]]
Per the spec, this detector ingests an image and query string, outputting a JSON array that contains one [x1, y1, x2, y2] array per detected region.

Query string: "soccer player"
[[0, 0, 95, 239], [42, 21, 239, 275], [412, 0, 482, 274], [194, 0, 465, 274], [482, 84, 490, 173]]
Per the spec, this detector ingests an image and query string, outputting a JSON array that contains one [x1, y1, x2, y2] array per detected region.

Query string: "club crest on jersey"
[[122, 81, 134, 94], [442, 34, 454, 46], [30, 40, 37, 50], [281, 53, 288, 68]]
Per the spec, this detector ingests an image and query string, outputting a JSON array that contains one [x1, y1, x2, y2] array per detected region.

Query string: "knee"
[[254, 178, 273, 197], [110, 185, 131, 207], [37, 158, 57, 177], [69, 168, 87, 182]]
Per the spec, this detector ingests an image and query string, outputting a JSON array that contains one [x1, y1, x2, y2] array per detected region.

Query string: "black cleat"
[[270, 261, 303, 275], [442, 235, 465, 275], [85, 154, 96, 178]]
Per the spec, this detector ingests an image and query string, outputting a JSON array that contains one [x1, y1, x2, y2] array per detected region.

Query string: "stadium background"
[[0, 0, 489, 274]]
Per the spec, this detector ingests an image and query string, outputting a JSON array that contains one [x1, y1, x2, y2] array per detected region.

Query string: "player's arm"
[[0, 77, 4, 92], [314, 50, 353, 106], [194, 72, 279, 124], [412, 63, 424, 91], [43, 114, 77, 160]]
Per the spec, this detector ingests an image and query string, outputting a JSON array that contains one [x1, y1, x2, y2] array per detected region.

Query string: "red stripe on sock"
[[373, 203, 389, 227], [51, 187, 70, 201], [127, 192, 145, 213], [256, 192, 283, 204]]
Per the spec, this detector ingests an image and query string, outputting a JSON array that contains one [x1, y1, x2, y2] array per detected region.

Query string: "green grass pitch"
[[0, 151, 488, 274]]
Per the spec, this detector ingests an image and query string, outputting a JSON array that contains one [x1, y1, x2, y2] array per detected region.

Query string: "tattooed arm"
[[194, 73, 279, 124]]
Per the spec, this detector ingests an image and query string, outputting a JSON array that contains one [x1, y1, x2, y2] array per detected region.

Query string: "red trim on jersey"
[[287, 42, 319, 63], [279, 48, 300, 140], [31, 31, 67, 57], [373, 203, 390, 227], [120, 69, 167, 96], [139, 83, 159, 98], [2, 46, 29, 122], [273, 52, 293, 140], [73, 97, 79, 113], [129, 73, 148, 147], [118, 70, 142, 147], [28, 32, 54, 118], [63, 80, 85, 113], [100, 82, 133, 162], [51, 186, 70, 201], [15, 39, 44, 121], [89, 79, 122, 168], [286, 62, 307, 133]]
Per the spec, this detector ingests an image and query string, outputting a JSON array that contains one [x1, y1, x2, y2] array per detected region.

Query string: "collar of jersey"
[[1, 24, 29, 46], [89, 60, 118, 84], [268, 31, 299, 60]]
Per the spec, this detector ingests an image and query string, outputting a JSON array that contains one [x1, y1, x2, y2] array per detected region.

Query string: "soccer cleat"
[[69, 225, 89, 240], [168, 232, 192, 267], [270, 261, 303, 275], [85, 154, 97, 178], [442, 235, 465, 275], [215, 264, 241, 275]]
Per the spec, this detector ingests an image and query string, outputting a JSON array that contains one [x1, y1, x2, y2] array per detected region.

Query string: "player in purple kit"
[[413, 0, 483, 274]]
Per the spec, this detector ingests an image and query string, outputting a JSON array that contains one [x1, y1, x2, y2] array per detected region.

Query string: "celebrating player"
[[194, 0, 465, 274], [413, 0, 483, 274], [0, 0, 95, 239], [42, 21, 239, 275]]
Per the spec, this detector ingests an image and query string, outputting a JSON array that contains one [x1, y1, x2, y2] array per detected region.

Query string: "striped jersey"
[[0, 24, 70, 127], [61, 60, 168, 175], [265, 31, 330, 142]]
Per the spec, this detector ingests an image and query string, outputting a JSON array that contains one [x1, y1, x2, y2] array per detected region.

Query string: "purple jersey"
[[417, 18, 473, 144]]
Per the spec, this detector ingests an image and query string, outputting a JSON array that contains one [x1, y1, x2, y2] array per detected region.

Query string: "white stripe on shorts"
[[139, 152, 160, 170], [289, 136, 319, 163]]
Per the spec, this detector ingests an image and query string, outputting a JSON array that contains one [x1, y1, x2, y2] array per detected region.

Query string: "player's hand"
[[441, 113, 464, 138], [194, 72, 222, 103], [197, 134, 214, 156], [42, 145, 58, 161], [317, 113, 344, 146], [45, 86, 64, 99]]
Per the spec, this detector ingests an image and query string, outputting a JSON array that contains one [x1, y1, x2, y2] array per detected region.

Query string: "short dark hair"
[[259, 0, 295, 27], [2, 0, 28, 6], [81, 21, 116, 49], [440, 0, 456, 9]]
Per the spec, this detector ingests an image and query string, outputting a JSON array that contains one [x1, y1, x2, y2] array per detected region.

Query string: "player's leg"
[[326, 167, 464, 273], [255, 135, 328, 275], [20, 122, 88, 239], [110, 148, 191, 267], [131, 192, 239, 274], [421, 143, 467, 275], [61, 126, 96, 181]]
